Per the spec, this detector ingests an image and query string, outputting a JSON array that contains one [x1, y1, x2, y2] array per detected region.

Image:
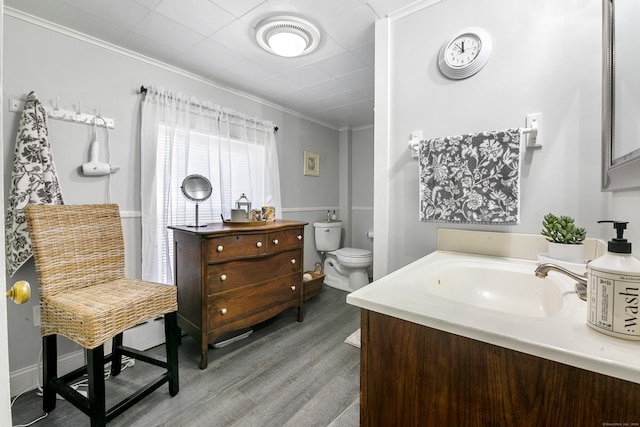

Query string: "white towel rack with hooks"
[[408, 112, 543, 158], [9, 97, 115, 129]]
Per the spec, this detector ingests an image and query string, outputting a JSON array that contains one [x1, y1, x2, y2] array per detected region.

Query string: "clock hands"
[[453, 41, 466, 54]]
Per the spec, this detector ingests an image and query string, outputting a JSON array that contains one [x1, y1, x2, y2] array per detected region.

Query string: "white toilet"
[[314, 221, 372, 292]]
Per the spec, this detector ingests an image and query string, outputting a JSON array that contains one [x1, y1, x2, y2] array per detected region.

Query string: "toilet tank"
[[314, 221, 342, 251]]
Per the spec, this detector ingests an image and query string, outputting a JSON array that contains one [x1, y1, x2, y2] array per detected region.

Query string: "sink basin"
[[409, 257, 566, 318]]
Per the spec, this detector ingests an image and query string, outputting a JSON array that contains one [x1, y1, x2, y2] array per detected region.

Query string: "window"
[[140, 87, 281, 285], [155, 125, 266, 284]]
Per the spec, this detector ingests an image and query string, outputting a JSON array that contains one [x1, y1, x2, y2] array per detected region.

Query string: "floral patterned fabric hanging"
[[6, 91, 64, 277], [418, 129, 521, 224]]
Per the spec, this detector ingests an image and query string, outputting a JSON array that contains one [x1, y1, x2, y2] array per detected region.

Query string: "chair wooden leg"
[[87, 345, 106, 427], [165, 312, 179, 396], [110, 333, 123, 377], [42, 335, 57, 413]]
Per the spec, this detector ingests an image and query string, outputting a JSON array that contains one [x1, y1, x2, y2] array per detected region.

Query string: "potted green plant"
[[541, 213, 586, 263]]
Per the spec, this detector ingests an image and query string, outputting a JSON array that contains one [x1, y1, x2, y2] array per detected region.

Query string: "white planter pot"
[[547, 242, 585, 263]]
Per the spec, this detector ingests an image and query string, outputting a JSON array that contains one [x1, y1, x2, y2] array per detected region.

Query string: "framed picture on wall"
[[304, 150, 320, 176]]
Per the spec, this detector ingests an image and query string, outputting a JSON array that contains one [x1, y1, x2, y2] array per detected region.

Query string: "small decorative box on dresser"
[[169, 220, 308, 369]]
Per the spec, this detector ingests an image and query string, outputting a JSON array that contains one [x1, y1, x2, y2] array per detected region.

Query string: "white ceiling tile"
[[312, 51, 368, 78], [210, 0, 269, 19], [119, 32, 182, 63], [132, 11, 205, 53], [58, 0, 152, 30], [349, 42, 375, 68], [291, 0, 364, 24], [172, 44, 245, 82], [323, 5, 377, 50], [366, 0, 418, 17], [307, 79, 352, 98], [208, 19, 262, 57], [176, 38, 248, 72], [298, 89, 367, 113], [278, 65, 334, 87], [312, 99, 374, 127], [258, 76, 306, 98], [154, 0, 235, 37], [337, 68, 374, 90], [235, 0, 305, 28], [275, 87, 323, 108], [5, 0, 62, 20], [222, 59, 279, 84], [132, 0, 162, 9], [51, 3, 132, 44]]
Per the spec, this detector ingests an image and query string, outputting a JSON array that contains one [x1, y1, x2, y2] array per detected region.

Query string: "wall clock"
[[437, 27, 493, 80]]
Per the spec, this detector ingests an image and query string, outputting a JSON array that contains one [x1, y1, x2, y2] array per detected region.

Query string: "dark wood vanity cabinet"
[[170, 220, 307, 369], [361, 310, 640, 426]]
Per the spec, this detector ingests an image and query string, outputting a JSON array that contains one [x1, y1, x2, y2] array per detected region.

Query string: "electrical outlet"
[[33, 305, 40, 327]]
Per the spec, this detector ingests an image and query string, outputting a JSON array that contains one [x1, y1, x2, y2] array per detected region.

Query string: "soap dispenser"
[[587, 220, 640, 340]]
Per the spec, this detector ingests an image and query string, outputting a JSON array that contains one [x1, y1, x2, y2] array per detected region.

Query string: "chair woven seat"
[[41, 278, 177, 349]]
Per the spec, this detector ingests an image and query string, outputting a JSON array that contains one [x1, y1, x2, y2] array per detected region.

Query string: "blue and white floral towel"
[[5, 91, 64, 277], [418, 128, 521, 224]]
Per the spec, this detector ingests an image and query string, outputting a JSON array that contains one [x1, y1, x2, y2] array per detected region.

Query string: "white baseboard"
[[10, 349, 85, 398]]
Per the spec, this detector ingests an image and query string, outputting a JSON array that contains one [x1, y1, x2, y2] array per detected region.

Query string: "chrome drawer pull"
[[220, 308, 227, 315], [291, 285, 296, 291], [256, 241, 263, 248], [291, 259, 296, 264], [217, 245, 223, 252], [220, 274, 227, 281], [273, 239, 279, 245], [297, 235, 302, 240]]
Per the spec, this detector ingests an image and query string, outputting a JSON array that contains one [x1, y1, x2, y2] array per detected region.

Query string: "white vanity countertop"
[[347, 230, 640, 384]]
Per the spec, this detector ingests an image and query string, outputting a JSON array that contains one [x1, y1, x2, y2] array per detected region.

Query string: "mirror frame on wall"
[[602, 0, 640, 191]]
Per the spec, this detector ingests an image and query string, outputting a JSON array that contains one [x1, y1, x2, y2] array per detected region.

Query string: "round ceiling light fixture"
[[256, 16, 321, 58]]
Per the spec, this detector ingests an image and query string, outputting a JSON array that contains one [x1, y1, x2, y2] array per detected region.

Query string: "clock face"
[[437, 27, 492, 80], [444, 34, 481, 68]]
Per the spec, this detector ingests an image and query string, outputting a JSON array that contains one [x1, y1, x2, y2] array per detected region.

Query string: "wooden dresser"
[[169, 220, 308, 369]]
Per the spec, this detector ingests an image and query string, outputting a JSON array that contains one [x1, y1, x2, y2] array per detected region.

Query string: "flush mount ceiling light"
[[256, 16, 321, 58]]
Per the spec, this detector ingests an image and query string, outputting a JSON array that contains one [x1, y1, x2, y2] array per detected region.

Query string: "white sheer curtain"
[[140, 86, 281, 284]]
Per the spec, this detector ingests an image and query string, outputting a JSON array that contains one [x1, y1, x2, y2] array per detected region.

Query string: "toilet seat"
[[334, 247, 372, 268], [335, 247, 371, 258]]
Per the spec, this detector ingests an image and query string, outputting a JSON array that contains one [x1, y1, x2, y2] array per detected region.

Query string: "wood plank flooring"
[[11, 286, 361, 427]]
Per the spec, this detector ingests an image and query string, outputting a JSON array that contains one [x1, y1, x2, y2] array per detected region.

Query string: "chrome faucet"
[[534, 263, 588, 301]]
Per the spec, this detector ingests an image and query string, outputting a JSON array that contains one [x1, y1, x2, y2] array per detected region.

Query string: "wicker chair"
[[25, 204, 179, 426]]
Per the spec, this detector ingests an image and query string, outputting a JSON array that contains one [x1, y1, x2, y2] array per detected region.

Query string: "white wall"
[[375, 0, 609, 274], [2, 12, 344, 388], [351, 126, 374, 253]]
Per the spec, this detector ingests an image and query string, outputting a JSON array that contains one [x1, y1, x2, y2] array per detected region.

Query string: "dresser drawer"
[[205, 233, 267, 262], [207, 249, 302, 294], [207, 274, 300, 330], [267, 228, 304, 252]]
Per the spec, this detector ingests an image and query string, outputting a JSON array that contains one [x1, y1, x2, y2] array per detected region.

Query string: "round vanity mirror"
[[180, 174, 212, 227]]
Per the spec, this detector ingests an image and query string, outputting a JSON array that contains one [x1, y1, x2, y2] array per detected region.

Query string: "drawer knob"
[[217, 245, 223, 252], [291, 285, 296, 291], [256, 241, 263, 248], [273, 239, 279, 245], [291, 259, 296, 265], [297, 235, 302, 240], [220, 274, 227, 281], [221, 308, 227, 315]]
